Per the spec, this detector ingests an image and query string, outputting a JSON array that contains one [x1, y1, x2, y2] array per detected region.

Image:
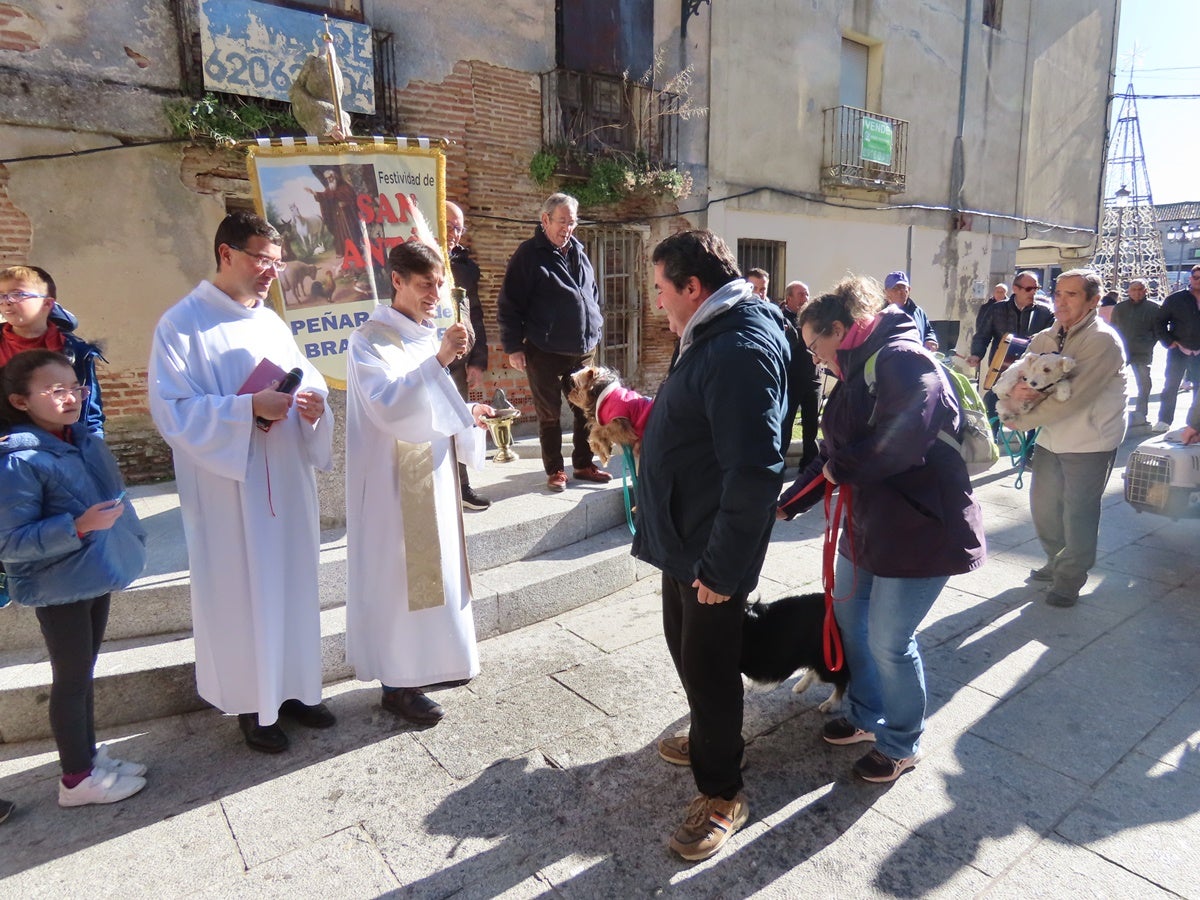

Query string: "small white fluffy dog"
[[994, 352, 1075, 424]]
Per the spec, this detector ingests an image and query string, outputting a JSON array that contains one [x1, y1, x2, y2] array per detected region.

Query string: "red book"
[[237, 358, 287, 395]]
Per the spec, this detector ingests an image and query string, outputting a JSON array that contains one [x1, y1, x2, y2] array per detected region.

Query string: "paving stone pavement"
[[2, 423, 1200, 896]]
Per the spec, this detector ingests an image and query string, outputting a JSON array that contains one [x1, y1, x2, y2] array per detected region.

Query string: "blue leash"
[[621, 444, 638, 535]]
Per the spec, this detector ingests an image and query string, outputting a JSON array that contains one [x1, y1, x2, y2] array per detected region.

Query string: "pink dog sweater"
[[595, 383, 654, 438]]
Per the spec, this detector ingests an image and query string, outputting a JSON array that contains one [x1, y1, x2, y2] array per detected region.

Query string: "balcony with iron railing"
[[821, 105, 908, 194], [540, 68, 681, 172]]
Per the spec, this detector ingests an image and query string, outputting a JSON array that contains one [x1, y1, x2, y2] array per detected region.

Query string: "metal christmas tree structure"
[[1090, 81, 1169, 297]]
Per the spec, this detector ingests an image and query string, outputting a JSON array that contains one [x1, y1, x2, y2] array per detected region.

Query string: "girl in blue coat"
[[0, 350, 148, 808]]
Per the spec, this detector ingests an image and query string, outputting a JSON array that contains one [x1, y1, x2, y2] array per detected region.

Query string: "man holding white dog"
[[633, 230, 789, 861], [1003, 269, 1126, 608]]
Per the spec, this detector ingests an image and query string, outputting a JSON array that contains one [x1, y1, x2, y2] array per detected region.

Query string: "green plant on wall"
[[529, 150, 559, 185], [529, 148, 693, 208], [165, 94, 301, 146]]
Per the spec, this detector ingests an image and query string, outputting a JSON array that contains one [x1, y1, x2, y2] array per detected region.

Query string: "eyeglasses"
[[39, 384, 90, 402], [228, 245, 288, 273], [1014, 284, 1037, 291], [0, 290, 50, 305], [806, 335, 822, 357], [449, 223, 467, 235]]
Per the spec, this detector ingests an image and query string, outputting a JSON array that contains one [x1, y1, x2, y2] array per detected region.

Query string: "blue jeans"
[[832, 555, 947, 761], [1157, 347, 1200, 425]]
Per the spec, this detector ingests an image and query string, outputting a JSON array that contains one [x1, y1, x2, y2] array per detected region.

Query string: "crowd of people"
[[0, 200, 1188, 864]]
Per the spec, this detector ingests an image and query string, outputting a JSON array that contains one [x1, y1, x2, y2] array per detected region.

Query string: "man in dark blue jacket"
[[497, 194, 608, 492], [967, 270, 1055, 435], [883, 271, 938, 351], [633, 230, 789, 863]]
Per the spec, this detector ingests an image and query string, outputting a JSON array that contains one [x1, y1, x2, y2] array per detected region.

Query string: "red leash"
[[779, 474, 853, 672], [821, 481, 853, 672]]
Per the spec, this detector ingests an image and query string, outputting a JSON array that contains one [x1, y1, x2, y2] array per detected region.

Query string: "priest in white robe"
[[345, 239, 492, 724], [148, 212, 334, 754]]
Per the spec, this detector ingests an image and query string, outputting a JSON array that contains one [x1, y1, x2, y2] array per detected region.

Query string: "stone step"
[[0, 437, 633, 655], [0, 521, 649, 742]]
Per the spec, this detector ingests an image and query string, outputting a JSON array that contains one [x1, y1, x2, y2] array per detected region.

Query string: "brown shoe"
[[657, 734, 748, 770], [547, 470, 567, 492], [573, 464, 612, 484], [668, 793, 749, 861], [381, 688, 445, 725], [658, 735, 691, 766]]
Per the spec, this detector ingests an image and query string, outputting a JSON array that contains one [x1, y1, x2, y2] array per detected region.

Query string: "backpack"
[[864, 349, 999, 477]]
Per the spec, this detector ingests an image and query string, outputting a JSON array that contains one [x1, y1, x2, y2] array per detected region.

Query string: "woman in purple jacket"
[[778, 276, 985, 783]]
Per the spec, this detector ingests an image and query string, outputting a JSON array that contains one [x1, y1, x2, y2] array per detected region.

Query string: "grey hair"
[[1058, 268, 1103, 301], [540, 193, 578, 218]]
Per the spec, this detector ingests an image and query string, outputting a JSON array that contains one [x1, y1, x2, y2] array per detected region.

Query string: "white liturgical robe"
[[345, 303, 484, 687], [148, 281, 333, 726]]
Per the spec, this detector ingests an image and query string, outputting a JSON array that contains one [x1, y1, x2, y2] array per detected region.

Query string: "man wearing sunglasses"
[[0, 265, 106, 436], [967, 270, 1056, 434], [149, 211, 334, 755]]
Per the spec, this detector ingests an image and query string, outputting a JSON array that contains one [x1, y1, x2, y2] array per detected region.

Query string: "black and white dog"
[[741, 592, 849, 711]]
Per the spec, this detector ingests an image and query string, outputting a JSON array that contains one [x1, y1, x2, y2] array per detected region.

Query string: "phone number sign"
[[198, 0, 375, 115]]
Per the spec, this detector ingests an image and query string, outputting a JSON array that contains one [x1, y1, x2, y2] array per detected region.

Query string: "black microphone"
[[255, 367, 304, 432]]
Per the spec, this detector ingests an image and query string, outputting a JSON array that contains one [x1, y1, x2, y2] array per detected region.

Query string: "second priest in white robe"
[[345, 275, 486, 693]]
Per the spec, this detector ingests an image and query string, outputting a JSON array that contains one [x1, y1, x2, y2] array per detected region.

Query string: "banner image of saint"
[[246, 139, 448, 388]]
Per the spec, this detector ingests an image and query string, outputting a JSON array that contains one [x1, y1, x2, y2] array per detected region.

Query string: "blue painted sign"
[[198, 0, 375, 114]]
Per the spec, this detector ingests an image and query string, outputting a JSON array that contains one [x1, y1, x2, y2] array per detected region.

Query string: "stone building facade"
[[1, 0, 1120, 485]]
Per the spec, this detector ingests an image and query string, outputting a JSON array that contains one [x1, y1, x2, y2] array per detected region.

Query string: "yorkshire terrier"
[[567, 365, 653, 465]]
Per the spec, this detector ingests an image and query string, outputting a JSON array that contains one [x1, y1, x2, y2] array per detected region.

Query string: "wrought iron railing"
[[821, 105, 908, 194], [541, 68, 679, 168]]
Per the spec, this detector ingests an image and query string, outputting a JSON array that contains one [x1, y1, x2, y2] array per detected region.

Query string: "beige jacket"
[[1007, 310, 1127, 453]]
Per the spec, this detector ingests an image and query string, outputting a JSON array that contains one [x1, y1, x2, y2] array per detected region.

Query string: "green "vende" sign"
[[860, 117, 893, 165]]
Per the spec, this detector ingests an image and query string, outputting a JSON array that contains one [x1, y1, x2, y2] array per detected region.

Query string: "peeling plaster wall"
[[366, 1, 554, 88], [4, 129, 225, 369], [0, 0, 179, 138]]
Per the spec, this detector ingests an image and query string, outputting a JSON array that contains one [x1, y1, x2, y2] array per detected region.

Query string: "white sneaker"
[[1152, 421, 1171, 434], [94, 743, 148, 777], [58, 769, 146, 807]]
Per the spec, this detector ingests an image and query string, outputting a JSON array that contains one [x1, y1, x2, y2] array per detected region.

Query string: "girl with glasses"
[[0, 350, 147, 807]]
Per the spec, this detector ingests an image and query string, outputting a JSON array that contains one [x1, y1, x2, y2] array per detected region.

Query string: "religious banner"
[[245, 137, 449, 388]]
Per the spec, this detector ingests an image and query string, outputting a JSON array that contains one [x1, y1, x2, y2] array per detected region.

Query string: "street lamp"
[[1167, 220, 1200, 290]]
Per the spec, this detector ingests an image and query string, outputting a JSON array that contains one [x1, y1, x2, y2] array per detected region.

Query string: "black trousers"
[[36, 594, 110, 774], [523, 343, 596, 475], [661, 574, 746, 800], [784, 376, 821, 467]]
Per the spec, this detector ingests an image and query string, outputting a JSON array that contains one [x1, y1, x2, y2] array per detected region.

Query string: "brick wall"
[[99, 367, 173, 484], [395, 60, 685, 411], [0, 3, 43, 53], [0, 164, 32, 263]]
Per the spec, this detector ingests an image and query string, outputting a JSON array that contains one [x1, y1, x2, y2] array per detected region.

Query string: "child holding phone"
[[0, 350, 148, 807]]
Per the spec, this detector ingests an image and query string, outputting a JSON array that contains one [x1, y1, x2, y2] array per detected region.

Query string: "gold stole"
[[360, 320, 461, 611]]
